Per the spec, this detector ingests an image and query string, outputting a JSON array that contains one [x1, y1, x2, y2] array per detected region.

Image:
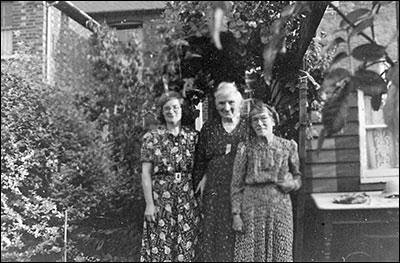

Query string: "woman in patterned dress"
[[140, 91, 200, 262], [231, 100, 302, 262], [193, 82, 248, 262]]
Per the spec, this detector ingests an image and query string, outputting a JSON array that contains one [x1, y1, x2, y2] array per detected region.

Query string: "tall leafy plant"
[[317, 1, 399, 149], [1, 42, 113, 261], [86, 22, 151, 204]]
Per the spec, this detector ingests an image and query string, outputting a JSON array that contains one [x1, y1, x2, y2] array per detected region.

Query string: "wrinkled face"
[[162, 98, 182, 124], [251, 112, 274, 137], [215, 93, 241, 121]]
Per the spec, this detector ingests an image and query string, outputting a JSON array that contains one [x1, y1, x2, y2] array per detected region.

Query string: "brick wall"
[[11, 1, 46, 79], [9, 1, 101, 92], [12, 1, 45, 52], [47, 6, 100, 91]]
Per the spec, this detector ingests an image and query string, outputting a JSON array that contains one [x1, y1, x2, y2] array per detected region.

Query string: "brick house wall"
[[46, 6, 99, 91], [3, 1, 100, 92], [7, 1, 46, 77], [4, 1, 164, 95]]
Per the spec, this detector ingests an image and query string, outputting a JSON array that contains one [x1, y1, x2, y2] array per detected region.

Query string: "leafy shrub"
[[1, 69, 64, 261], [1, 50, 114, 261]]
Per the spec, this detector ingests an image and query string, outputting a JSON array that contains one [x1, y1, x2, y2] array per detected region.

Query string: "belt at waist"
[[153, 172, 192, 183]]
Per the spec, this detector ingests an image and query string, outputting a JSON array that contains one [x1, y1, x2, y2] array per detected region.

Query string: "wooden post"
[[294, 72, 308, 262], [397, 1, 399, 50], [64, 209, 68, 262]]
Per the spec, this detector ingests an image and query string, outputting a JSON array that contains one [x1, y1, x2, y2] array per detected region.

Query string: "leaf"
[[370, 94, 383, 111], [351, 43, 387, 62], [317, 83, 351, 154], [263, 48, 278, 86], [316, 127, 326, 156], [260, 27, 270, 44], [211, 1, 230, 12], [352, 69, 387, 96], [383, 62, 399, 136], [383, 84, 399, 138], [299, 70, 320, 90], [386, 62, 399, 88], [210, 1, 231, 50], [212, 8, 224, 50], [322, 37, 345, 56], [263, 28, 286, 85], [321, 68, 350, 94], [339, 8, 370, 29], [184, 51, 202, 60], [373, 1, 393, 6], [349, 17, 374, 38], [280, 3, 296, 17], [174, 39, 189, 46], [321, 83, 350, 137], [330, 52, 348, 67]]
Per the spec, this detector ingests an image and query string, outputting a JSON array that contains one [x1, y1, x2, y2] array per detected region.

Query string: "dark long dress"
[[140, 126, 200, 262], [193, 118, 248, 262], [231, 136, 302, 262]]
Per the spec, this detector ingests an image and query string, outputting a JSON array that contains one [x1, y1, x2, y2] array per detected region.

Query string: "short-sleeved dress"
[[231, 136, 301, 262], [140, 126, 200, 262], [193, 118, 248, 262]]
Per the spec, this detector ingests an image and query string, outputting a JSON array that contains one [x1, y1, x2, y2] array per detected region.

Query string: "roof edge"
[[47, 1, 100, 32]]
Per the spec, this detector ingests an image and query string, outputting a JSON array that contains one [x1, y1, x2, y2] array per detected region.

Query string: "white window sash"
[[1, 29, 13, 55], [358, 90, 399, 184]]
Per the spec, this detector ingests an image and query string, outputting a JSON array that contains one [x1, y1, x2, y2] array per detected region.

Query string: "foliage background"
[[1, 43, 116, 261]]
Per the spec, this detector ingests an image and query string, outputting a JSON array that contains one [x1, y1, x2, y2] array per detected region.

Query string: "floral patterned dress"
[[193, 118, 248, 262], [140, 126, 200, 262], [231, 136, 301, 262]]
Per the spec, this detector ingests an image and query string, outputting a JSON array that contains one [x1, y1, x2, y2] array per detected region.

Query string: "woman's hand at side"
[[276, 173, 297, 193], [144, 203, 156, 222], [232, 214, 244, 232], [195, 175, 207, 200], [142, 162, 156, 222]]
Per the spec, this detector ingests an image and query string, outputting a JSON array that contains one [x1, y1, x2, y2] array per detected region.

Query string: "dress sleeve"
[[289, 139, 302, 188], [140, 131, 155, 163], [192, 122, 210, 188], [231, 142, 247, 215]]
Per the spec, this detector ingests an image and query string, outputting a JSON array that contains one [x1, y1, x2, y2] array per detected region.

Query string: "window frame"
[[358, 89, 399, 184], [1, 1, 13, 29]]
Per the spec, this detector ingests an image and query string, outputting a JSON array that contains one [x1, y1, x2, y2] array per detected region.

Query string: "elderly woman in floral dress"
[[193, 82, 248, 262], [140, 91, 200, 262]]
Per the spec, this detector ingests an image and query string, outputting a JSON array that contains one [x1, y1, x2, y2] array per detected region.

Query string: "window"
[[1, 1, 12, 28], [1, 1, 13, 55], [359, 65, 399, 183], [108, 20, 143, 45], [115, 28, 143, 45]]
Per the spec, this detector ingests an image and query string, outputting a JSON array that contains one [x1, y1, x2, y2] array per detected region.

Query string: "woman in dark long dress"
[[231, 100, 302, 262], [140, 91, 200, 262], [193, 82, 248, 262]]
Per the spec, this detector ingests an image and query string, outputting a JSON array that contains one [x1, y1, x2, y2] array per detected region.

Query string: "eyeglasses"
[[251, 116, 271, 124], [163, 105, 181, 113]]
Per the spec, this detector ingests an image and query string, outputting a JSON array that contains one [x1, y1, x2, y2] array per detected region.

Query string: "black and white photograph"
[[1, 1, 398, 262]]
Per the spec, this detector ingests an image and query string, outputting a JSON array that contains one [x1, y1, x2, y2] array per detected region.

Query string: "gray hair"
[[214, 82, 243, 104]]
